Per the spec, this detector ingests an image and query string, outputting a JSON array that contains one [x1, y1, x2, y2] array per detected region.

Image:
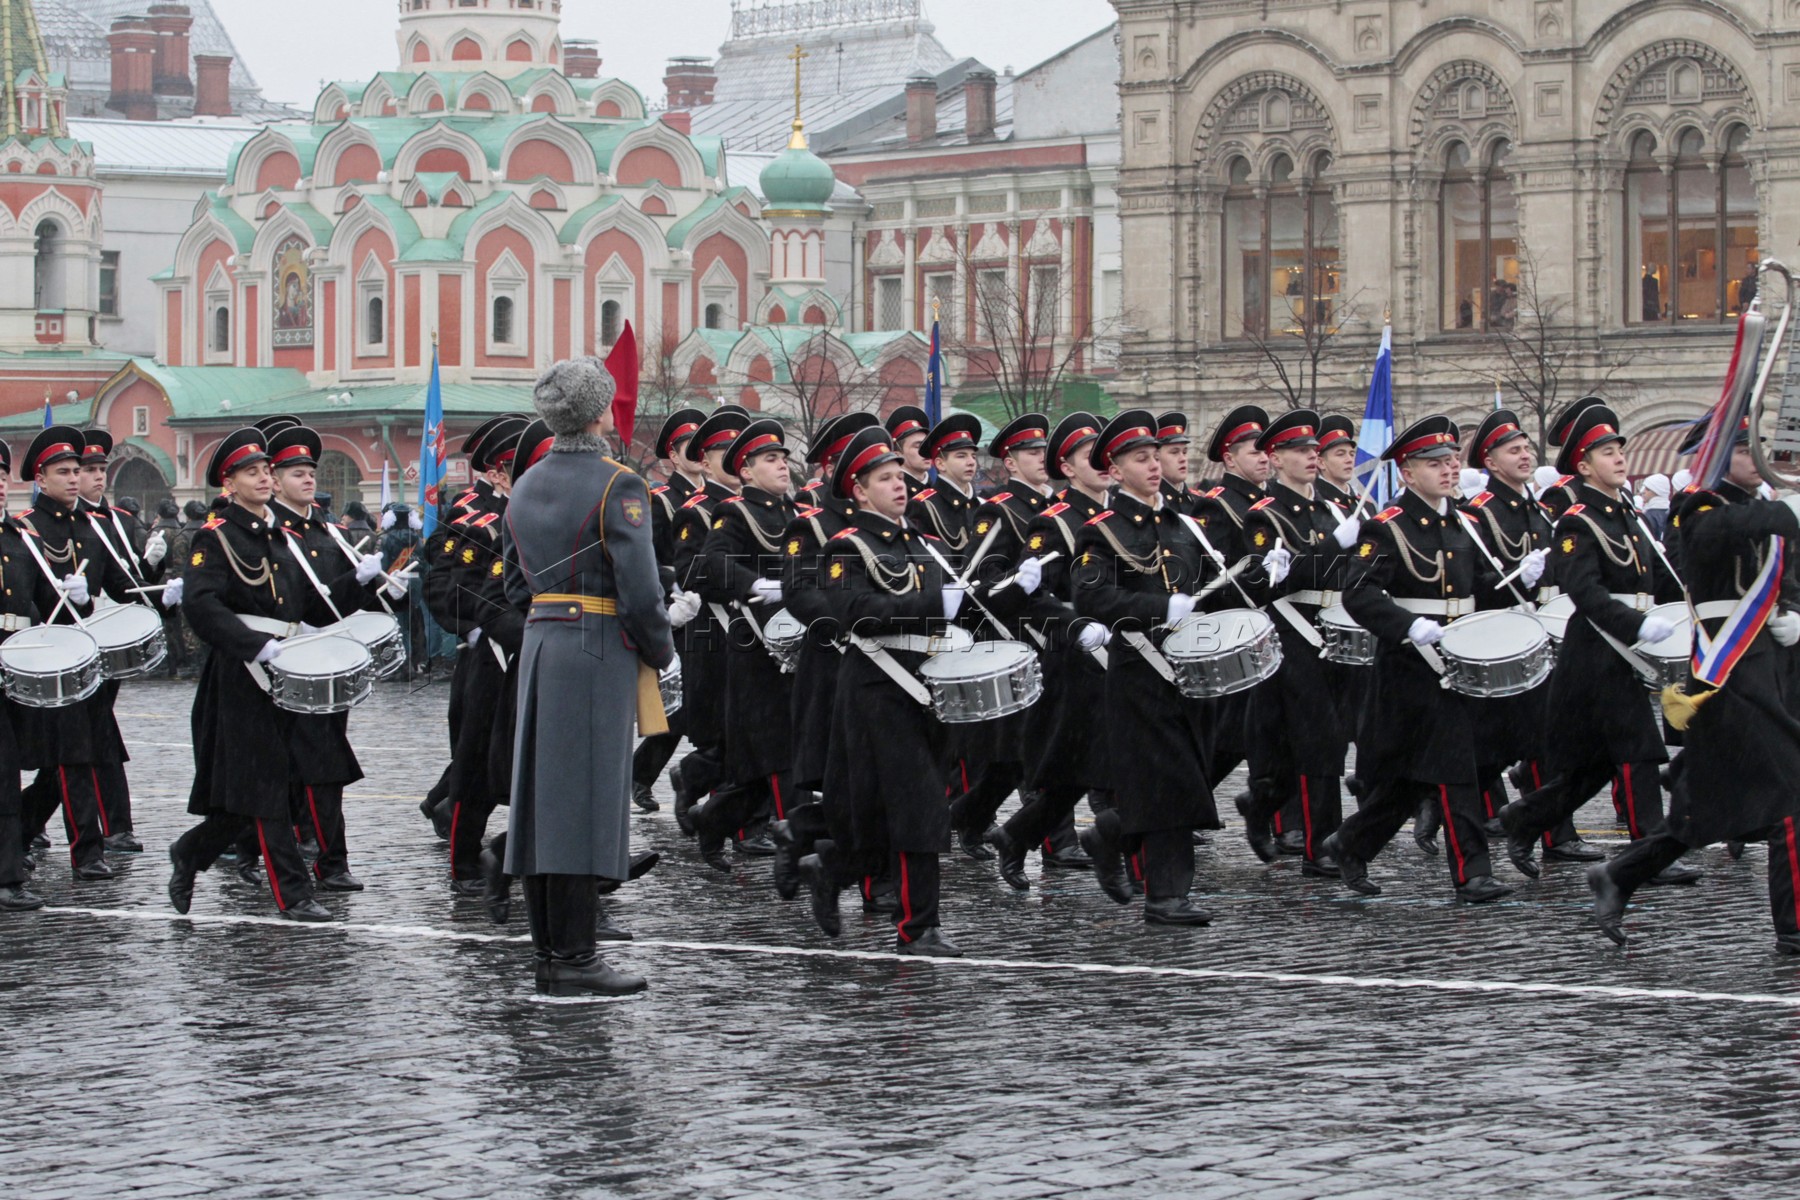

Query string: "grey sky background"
[[205, 1, 1118, 110]]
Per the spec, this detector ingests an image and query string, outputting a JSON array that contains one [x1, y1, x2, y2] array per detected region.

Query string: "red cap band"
[[489, 447, 516, 466], [1102, 426, 1153, 466], [84, 444, 107, 458], [843, 443, 891, 484], [1156, 425, 1185, 440], [890, 419, 925, 439], [1223, 421, 1262, 448], [1318, 428, 1350, 449], [1394, 431, 1457, 461], [1058, 426, 1098, 462], [1478, 422, 1521, 459], [730, 432, 782, 472], [670, 422, 700, 444], [1265, 425, 1315, 451], [523, 436, 555, 472], [825, 432, 858, 462], [272, 444, 313, 465], [1000, 427, 1047, 453], [32, 442, 74, 472], [220, 443, 266, 475], [1572, 423, 1619, 460], [701, 428, 740, 451]]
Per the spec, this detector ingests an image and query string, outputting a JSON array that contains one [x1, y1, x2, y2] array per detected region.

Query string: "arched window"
[[704, 303, 725, 330], [492, 294, 515, 346], [1626, 125, 1757, 324], [1222, 152, 1341, 339], [110, 457, 171, 514], [317, 449, 364, 509], [366, 296, 385, 347], [1439, 140, 1519, 332], [33, 220, 61, 311], [600, 299, 621, 346], [212, 305, 231, 353]]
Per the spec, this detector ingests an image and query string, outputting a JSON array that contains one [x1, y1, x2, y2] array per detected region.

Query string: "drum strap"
[[919, 537, 1015, 642], [14, 519, 90, 630], [847, 635, 934, 706], [324, 522, 396, 616], [1591, 620, 1661, 686], [1119, 631, 1177, 685], [281, 528, 346, 623], [1270, 597, 1324, 649], [86, 511, 142, 588]]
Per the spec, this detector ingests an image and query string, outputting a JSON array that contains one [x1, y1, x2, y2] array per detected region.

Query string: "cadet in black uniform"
[[168, 429, 391, 921], [1314, 415, 1359, 512], [0, 440, 63, 911], [1155, 411, 1199, 516], [800, 426, 964, 956], [1322, 416, 1523, 903], [1589, 426, 1800, 950], [1073, 410, 1220, 926], [1498, 404, 1696, 883], [886, 405, 932, 498]]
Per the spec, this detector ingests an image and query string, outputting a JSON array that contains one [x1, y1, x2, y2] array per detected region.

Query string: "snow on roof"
[[69, 116, 265, 178]]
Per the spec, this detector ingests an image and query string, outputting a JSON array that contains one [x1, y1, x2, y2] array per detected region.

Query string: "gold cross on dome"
[[788, 43, 810, 147]]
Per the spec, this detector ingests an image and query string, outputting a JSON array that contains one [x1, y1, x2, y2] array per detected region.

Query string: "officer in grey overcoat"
[[502, 357, 675, 998]]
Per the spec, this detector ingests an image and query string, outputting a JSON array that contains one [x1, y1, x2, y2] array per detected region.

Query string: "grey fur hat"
[[532, 357, 616, 437]]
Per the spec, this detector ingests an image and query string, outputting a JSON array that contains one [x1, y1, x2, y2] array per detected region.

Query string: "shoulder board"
[[451, 511, 476, 526], [987, 492, 1013, 505], [1202, 487, 1224, 500], [830, 527, 859, 540], [800, 479, 824, 493], [471, 511, 500, 528], [111, 506, 133, 517], [1085, 510, 1114, 526], [649, 483, 668, 495], [913, 488, 936, 501], [1556, 476, 1574, 487], [721, 495, 743, 505], [1564, 504, 1586, 517], [202, 516, 226, 531], [1373, 506, 1405, 524], [1467, 492, 1494, 508], [1188, 486, 1204, 496], [920, 533, 941, 542], [796, 505, 823, 519], [1042, 502, 1069, 518], [452, 490, 479, 508], [1248, 496, 1276, 512], [681, 493, 709, 510]]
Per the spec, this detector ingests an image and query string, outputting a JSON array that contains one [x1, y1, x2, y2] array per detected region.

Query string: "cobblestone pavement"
[[6, 678, 1800, 1198]]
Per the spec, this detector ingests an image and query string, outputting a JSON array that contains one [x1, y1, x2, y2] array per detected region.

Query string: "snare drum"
[[917, 640, 1043, 724], [929, 626, 974, 655], [1162, 609, 1282, 699], [84, 604, 167, 680], [1638, 602, 1692, 691], [0, 625, 102, 708], [320, 611, 404, 678], [761, 608, 805, 673], [659, 658, 683, 716], [1317, 604, 1374, 667], [267, 635, 375, 715], [1437, 611, 1553, 699], [1535, 594, 1577, 643]]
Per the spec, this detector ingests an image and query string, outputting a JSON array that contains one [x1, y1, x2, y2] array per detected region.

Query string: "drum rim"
[[918, 640, 1036, 679]]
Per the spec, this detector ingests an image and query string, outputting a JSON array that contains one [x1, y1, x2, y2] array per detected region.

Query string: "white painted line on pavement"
[[37, 905, 1800, 1010]]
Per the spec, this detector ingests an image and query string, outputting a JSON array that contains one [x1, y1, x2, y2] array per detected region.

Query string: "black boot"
[[1322, 832, 1379, 895], [1507, 831, 1540, 879], [770, 821, 801, 901], [168, 842, 197, 915], [1412, 797, 1440, 856], [543, 874, 646, 997], [1079, 823, 1131, 905], [522, 875, 551, 986], [798, 853, 841, 937], [1587, 863, 1627, 946], [1455, 875, 1514, 904], [480, 847, 511, 924], [1544, 837, 1605, 863], [670, 765, 698, 837], [1236, 792, 1277, 864], [420, 796, 451, 841], [632, 782, 659, 813], [985, 826, 1028, 891], [956, 826, 995, 862], [0, 883, 42, 911]]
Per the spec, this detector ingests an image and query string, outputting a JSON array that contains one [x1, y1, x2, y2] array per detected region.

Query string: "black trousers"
[[1609, 820, 1800, 940], [0, 770, 23, 887], [1480, 760, 1576, 848], [293, 782, 350, 878], [25, 765, 106, 869], [695, 772, 788, 843], [96, 762, 132, 836], [1516, 760, 1665, 843], [1002, 785, 1083, 853], [816, 840, 938, 941], [632, 702, 687, 787], [174, 813, 313, 911], [678, 743, 727, 801], [1132, 828, 1195, 903], [1337, 779, 1493, 886], [1247, 773, 1342, 861], [949, 761, 1021, 836]]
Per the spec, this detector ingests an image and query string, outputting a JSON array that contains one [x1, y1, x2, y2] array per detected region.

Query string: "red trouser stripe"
[[255, 819, 287, 911], [1299, 776, 1315, 859], [897, 854, 915, 943], [57, 767, 78, 865], [306, 786, 329, 880], [769, 775, 785, 822], [91, 767, 110, 837], [448, 801, 462, 879], [1619, 764, 1642, 840], [1785, 818, 1800, 931], [1438, 785, 1468, 885], [1482, 786, 1496, 820]]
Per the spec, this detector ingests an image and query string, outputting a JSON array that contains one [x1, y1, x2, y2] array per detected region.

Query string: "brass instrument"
[[1747, 258, 1800, 491]]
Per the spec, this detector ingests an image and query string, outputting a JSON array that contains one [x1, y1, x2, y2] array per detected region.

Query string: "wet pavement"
[[6, 677, 1800, 1198]]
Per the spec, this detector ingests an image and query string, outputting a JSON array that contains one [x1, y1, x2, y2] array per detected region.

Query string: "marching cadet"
[[799, 426, 965, 956], [1237, 410, 1355, 876], [690, 419, 799, 873], [1497, 404, 1696, 882], [168, 428, 399, 921], [1321, 416, 1533, 903], [1588, 426, 1800, 951], [1190, 405, 1271, 810], [1459, 409, 1600, 866], [1314, 415, 1359, 512], [1072, 409, 1220, 926], [948, 414, 1056, 860], [1535, 396, 1607, 521], [0, 440, 63, 911], [418, 415, 526, 839], [668, 406, 752, 838], [776, 412, 878, 903], [267, 424, 395, 894], [886, 405, 933, 498], [630, 407, 707, 813], [1155, 411, 1199, 516], [15, 426, 141, 881], [502, 359, 674, 997], [985, 412, 1114, 890]]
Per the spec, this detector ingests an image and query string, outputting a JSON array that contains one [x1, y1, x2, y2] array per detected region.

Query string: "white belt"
[[0, 613, 29, 633], [863, 633, 963, 655], [1609, 592, 1655, 613], [239, 615, 302, 639], [1535, 586, 1561, 602], [1287, 589, 1339, 608], [1391, 596, 1479, 620], [1692, 600, 1738, 622]]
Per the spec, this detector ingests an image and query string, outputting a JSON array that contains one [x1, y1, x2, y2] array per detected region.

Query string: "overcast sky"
[[206, 0, 1118, 109]]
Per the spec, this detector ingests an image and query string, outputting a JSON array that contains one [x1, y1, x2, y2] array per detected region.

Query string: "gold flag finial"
[[787, 43, 810, 149]]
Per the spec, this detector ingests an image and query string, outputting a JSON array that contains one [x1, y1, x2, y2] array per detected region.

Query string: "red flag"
[[604, 321, 640, 453]]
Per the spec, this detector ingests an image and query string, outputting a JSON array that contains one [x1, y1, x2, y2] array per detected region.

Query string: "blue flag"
[[41, 396, 51, 428], [1353, 322, 1396, 506], [420, 346, 446, 538], [924, 319, 943, 428]]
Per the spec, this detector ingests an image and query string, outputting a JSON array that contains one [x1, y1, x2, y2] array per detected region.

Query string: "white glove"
[[466, 627, 483, 647], [1014, 556, 1043, 596], [1767, 610, 1799, 648], [355, 553, 383, 585], [1638, 615, 1677, 645], [1077, 622, 1111, 651], [1333, 515, 1362, 550], [667, 587, 702, 628], [1407, 617, 1445, 646], [143, 530, 167, 567], [379, 510, 397, 531], [161, 577, 184, 608], [1518, 548, 1549, 590], [59, 573, 89, 608], [1166, 593, 1196, 626], [253, 639, 282, 664], [408, 511, 422, 532], [942, 585, 966, 620], [382, 569, 411, 601], [749, 578, 783, 605], [1261, 545, 1292, 587]]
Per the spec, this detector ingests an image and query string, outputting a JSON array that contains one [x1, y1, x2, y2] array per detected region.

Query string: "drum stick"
[[1454, 511, 1534, 609], [1176, 514, 1258, 609], [125, 583, 173, 594], [989, 551, 1063, 592], [1196, 557, 1255, 600], [43, 559, 90, 629]]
